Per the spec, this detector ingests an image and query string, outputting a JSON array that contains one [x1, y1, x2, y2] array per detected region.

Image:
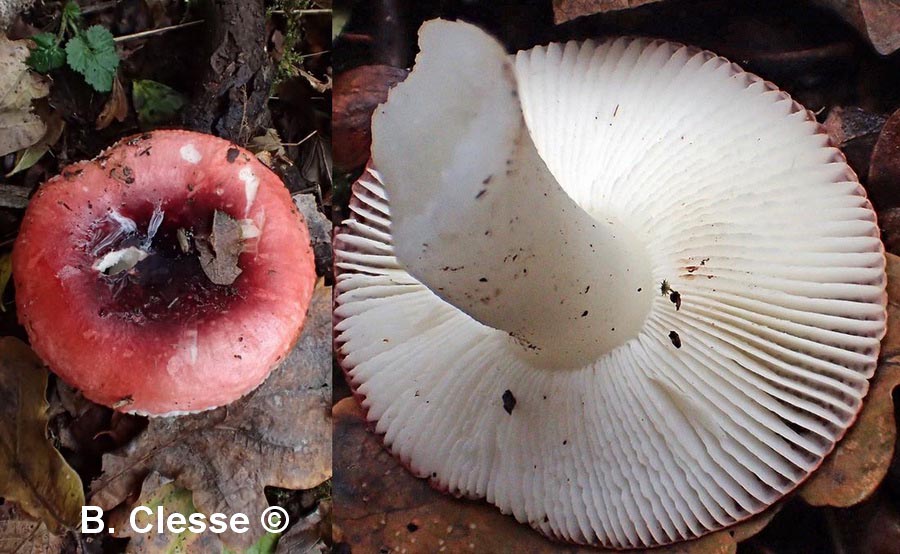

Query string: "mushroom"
[[13, 130, 316, 416], [334, 20, 888, 548]]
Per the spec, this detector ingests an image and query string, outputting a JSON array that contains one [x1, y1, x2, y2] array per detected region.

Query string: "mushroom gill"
[[334, 20, 887, 548]]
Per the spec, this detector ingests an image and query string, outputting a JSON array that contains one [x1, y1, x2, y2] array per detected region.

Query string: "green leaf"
[[65, 25, 119, 92], [26, 33, 66, 73], [132, 79, 187, 126], [60, 1, 83, 38]]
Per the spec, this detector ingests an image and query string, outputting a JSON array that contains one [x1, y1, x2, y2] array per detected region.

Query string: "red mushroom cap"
[[13, 130, 316, 416]]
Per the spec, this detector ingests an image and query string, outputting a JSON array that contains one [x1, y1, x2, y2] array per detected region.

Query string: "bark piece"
[[181, 0, 273, 144]]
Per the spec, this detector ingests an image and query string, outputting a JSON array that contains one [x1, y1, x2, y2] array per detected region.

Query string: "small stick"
[[82, 1, 119, 15], [113, 20, 205, 43], [282, 130, 317, 147], [269, 9, 332, 15]]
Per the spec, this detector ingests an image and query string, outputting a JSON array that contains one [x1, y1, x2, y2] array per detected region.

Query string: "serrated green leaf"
[[132, 79, 187, 126], [60, 1, 83, 37], [62, 1, 81, 23], [65, 25, 119, 92], [27, 34, 66, 74]]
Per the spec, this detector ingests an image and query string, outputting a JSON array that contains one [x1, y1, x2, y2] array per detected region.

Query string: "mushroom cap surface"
[[14, 130, 316, 416], [335, 23, 888, 549]]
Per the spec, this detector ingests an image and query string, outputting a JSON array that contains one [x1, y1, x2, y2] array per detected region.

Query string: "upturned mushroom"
[[334, 20, 888, 548], [14, 130, 316, 416]]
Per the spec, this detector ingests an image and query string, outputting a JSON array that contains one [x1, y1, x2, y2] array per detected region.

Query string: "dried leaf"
[[0, 252, 12, 312], [0, 35, 50, 156], [879, 207, 900, 256], [197, 210, 244, 286], [90, 285, 332, 548], [6, 109, 65, 177], [0, 110, 45, 158], [552, 0, 664, 23], [273, 500, 329, 554], [95, 75, 129, 130], [107, 472, 279, 553], [0, 501, 76, 554], [0, 337, 85, 533], [870, 107, 900, 207], [823, 106, 885, 184], [249, 128, 286, 158], [333, 397, 775, 554], [297, 68, 331, 94], [293, 194, 332, 277], [298, 134, 332, 190], [799, 252, 900, 507], [809, 0, 900, 55], [0, 36, 50, 110], [333, 65, 408, 172]]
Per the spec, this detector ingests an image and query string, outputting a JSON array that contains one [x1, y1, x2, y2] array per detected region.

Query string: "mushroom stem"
[[372, 20, 653, 368]]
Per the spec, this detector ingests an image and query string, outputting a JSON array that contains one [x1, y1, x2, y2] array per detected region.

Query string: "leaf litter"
[[90, 283, 332, 548], [0, 35, 49, 157], [0, 337, 84, 533]]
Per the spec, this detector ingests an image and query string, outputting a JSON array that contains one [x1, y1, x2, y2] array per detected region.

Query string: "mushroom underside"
[[334, 21, 888, 549]]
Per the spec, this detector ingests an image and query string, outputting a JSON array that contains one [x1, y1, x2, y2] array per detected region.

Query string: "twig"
[[300, 50, 330, 59], [113, 20, 205, 43], [269, 9, 332, 15], [282, 130, 317, 147], [81, 1, 119, 15]]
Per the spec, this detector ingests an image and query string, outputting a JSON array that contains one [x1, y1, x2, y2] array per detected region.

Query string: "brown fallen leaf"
[[0, 34, 50, 157], [869, 108, 900, 207], [799, 252, 900, 507], [6, 108, 65, 177], [333, 65, 408, 172], [95, 75, 129, 131], [809, 0, 900, 55], [90, 284, 332, 548], [0, 337, 85, 534], [196, 210, 244, 286], [823, 106, 886, 185], [274, 500, 329, 554], [878, 207, 900, 256], [552, 0, 664, 23], [0, 110, 45, 158], [107, 472, 280, 553], [250, 128, 288, 159], [0, 501, 78, 554], [298, 68, 332, 95], [0, 252, 11, 312], [332, 397, 776, 554]]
